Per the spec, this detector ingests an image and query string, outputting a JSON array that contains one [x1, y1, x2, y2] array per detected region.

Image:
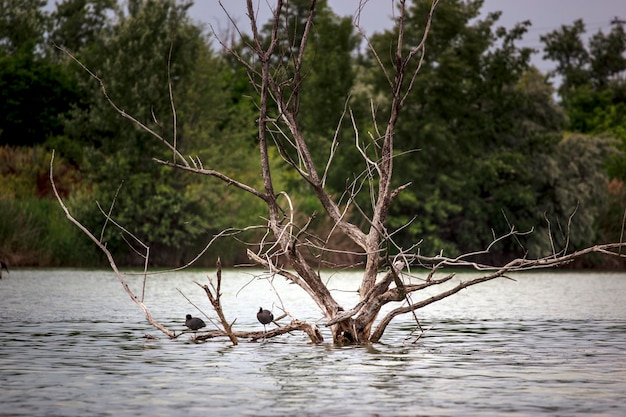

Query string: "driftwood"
[[193, 320, 323, 343]]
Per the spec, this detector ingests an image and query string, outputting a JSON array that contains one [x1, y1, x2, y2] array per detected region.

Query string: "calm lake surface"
[[1, 269, 625, 416]]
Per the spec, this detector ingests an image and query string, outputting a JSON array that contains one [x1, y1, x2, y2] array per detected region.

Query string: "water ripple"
[[1, 270, 625, 416]]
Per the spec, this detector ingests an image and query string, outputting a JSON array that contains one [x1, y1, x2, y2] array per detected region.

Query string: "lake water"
[[1, 269, 625, 416]]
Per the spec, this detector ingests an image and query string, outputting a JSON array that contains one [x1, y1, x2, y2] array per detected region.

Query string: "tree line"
[[1, 0, 625, 268]]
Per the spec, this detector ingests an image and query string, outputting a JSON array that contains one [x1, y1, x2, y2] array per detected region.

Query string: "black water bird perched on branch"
[[185, 314, 206, 332], [257, 307, 273, 332]]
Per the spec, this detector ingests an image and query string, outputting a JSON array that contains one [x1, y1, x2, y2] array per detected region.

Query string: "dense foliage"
[[0, 0, 624, 267]]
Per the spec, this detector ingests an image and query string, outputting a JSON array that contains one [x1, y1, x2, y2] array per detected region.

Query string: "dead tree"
[[51, 0, 626, 344]]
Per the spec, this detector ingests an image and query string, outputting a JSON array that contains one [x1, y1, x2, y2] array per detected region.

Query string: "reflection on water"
[[1, 269, 625, 416]]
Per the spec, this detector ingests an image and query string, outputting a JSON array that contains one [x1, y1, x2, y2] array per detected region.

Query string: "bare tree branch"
[[194, 259, 238, 345], [153, 158, 268, 201], [167, 43, 178, 163], [50, 151, 176, 338], [195, 319, 323, 343], [55, 44, 190, 169]]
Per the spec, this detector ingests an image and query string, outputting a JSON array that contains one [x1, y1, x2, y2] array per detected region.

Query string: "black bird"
[[185, 314, 206, 332], [257, 307, 274, 332], [0, 260, 8, 279]]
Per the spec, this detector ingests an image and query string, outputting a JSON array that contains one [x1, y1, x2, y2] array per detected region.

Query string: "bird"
[[185, 314, 206, 332], [0, 260, 8, 279], [257, 307, 274, 333]]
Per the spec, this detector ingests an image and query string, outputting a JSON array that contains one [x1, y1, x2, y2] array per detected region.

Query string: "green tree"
[[0, 0, 81, 147], [358, 0, 607, 261], [295, 1, 359, 139], [540, 19, 591, 96], [0, 52, 79, 146], [175, 41, 267, 264], [542, 19, 626, 257], [298, 2, 361, 200], [541, 19, 626, 135], [48, 0, 118, 54], [530, 133, 615, 257], [54, 0, 269, 266], [61, 0, 213, 265], [0, 0, 47, 55]]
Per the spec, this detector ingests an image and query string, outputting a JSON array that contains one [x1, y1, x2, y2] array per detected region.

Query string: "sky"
[[189, 0, 625, 74]]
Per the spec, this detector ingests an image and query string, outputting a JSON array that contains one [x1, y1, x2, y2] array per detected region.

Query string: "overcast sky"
[[191, 0, 625, 74]]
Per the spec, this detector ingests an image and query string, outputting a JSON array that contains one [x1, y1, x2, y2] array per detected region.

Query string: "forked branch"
[[194, 258, 238, 345]]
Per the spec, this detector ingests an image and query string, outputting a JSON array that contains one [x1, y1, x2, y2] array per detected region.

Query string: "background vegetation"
[[1, 0, 625, 268]]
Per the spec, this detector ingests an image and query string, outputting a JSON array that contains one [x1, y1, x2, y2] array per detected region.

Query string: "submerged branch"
[[194, 320, 323, 343], [194, 258, 238, 345]]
